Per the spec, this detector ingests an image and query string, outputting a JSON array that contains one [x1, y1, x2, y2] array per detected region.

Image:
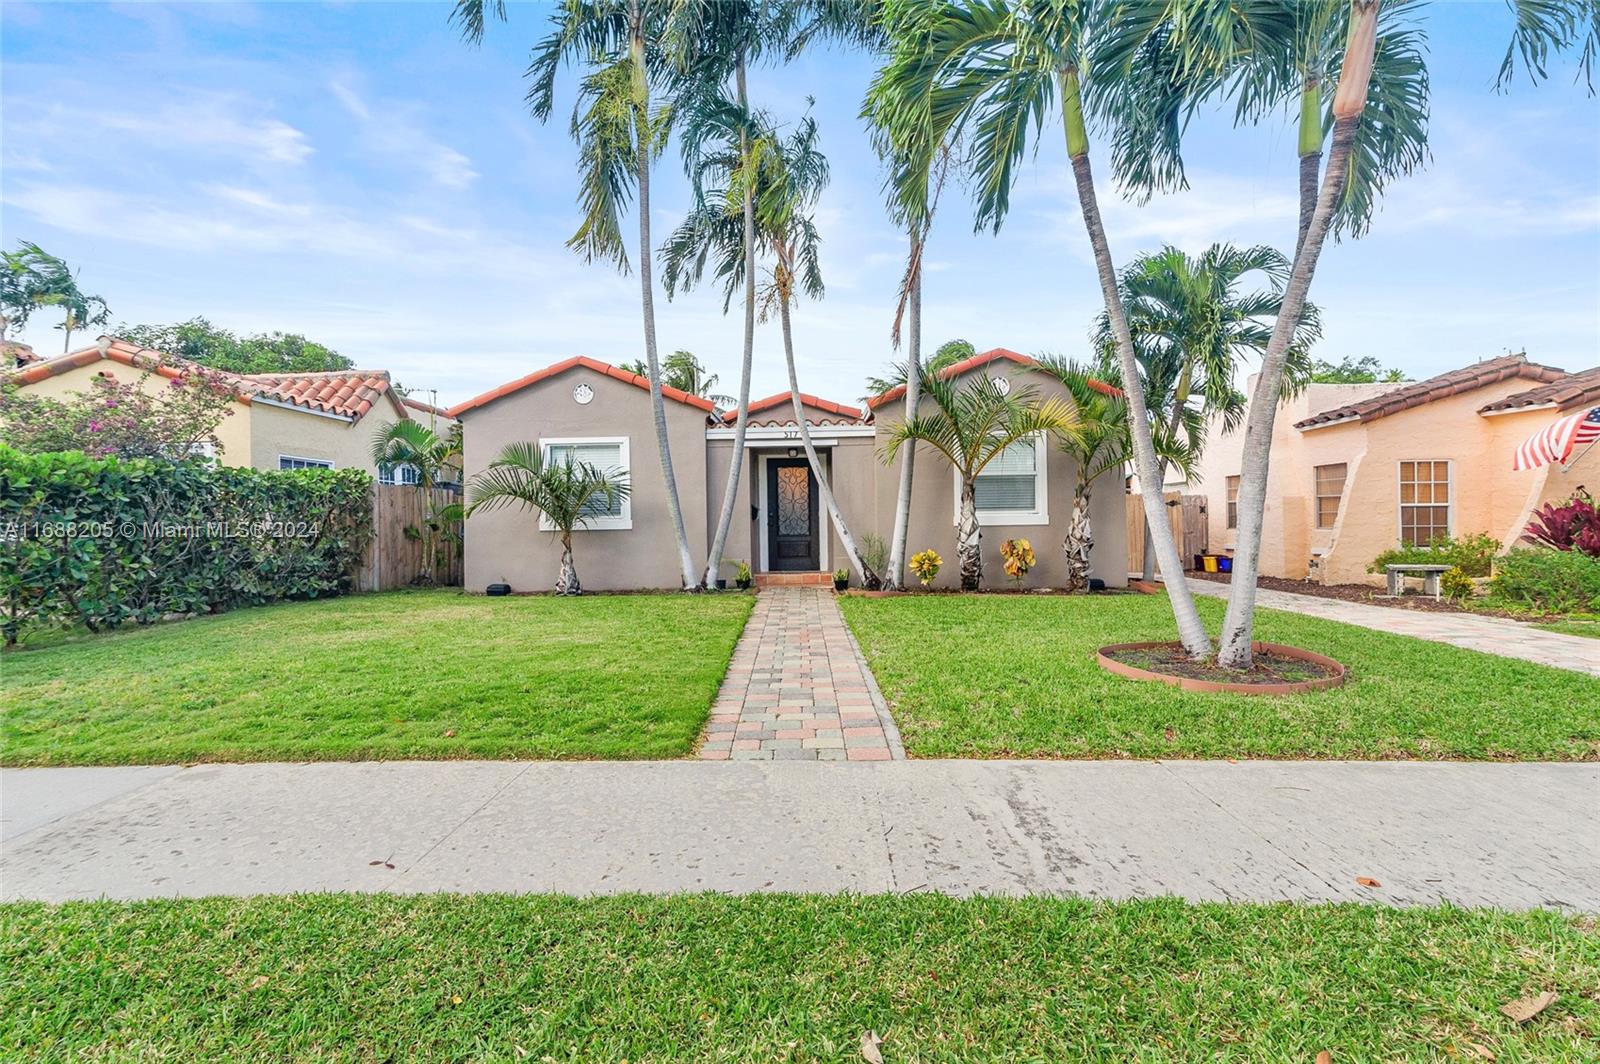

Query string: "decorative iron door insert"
[[766, 457, 819, 571]]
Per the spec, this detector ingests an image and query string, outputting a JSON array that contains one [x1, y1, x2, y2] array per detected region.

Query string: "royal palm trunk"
[[703, 51, 757, 588], [1059, 66, 1213, 657], [885, 230, 923, 590], [630, 17, 698, 591], [1218, 1, 1379, 668]]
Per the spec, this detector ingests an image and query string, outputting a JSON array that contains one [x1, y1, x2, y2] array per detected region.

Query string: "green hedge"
[[1369, 532, 1499, 578], [1488, 547, 1600, 614], [0, 447, 372, 644]]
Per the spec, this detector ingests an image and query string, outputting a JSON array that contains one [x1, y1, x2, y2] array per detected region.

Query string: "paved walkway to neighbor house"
[[1185, 576, 1600, 677], [698, 587, 905, 761], [4, 760, 1596, 908]]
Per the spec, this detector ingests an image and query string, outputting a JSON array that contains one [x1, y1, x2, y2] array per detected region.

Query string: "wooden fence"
[[360, 484, 463, 591], [1126, 491, 1209, 575]]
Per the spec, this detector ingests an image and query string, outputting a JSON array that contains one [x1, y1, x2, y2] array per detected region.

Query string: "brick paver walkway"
[[699, 588, 905, 761], [1186, 576, 1600, 677]]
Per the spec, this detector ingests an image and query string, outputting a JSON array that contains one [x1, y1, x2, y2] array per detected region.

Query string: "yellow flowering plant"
[[1000, 538, 1035, 587], [909, 548, 942, 588]]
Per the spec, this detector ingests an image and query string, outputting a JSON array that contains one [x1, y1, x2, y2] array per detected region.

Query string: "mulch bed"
[[1102, 643, 1341, 686], [1189, 571, 1529, 620]]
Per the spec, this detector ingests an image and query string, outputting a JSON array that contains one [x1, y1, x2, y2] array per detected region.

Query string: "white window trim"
[[538, 435, 632, 531], [1395, 458, 1452, 547], [378, 462, 421, 486], [957, 433, 1049, 527], [279, 454, 334, 470]]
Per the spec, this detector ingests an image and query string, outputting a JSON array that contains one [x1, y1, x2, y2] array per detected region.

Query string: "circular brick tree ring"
[[1097, 641, 1347, 695]]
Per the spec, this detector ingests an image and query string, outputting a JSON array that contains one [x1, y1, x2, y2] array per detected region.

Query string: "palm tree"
[[867, 0, 1216, 655], [1132, 0, 1596, 666], [454, 0, 700, 590], [465, 443, 630, 595], [883, 372, 1076, 590], [371, 419, 463, 586], [863, 338, 974, 399], [1098, 243, 1319, 580], [620, 350, 734, 407], [49, 292, 111, 354], [756, 114, 881, 587], [1033, 357, 1196, 593]]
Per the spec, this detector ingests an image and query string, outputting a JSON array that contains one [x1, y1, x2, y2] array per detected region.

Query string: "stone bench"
[[1385, 563, 1453, 599]]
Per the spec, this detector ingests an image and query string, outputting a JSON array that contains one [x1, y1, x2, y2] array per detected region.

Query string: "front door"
[[766, 457, 820, 571]]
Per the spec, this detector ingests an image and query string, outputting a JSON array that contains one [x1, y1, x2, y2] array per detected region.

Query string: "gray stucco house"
[[447, 347, 1129, 591]]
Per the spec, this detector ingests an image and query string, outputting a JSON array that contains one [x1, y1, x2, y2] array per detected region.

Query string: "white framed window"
[[959, 434, 1048, 526], [1314, 463, 1347, 529], [378, 462, 421, 486], [1225, 476, 1240, 529], [539, 436, 631, 530], [279, 454, 334, 470], [1398, 460, 1451, 546]]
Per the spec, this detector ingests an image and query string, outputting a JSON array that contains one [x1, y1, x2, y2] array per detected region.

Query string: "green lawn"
[[0, 590, 753, 766], [1535, 615, 1600, 640], [840, 594, 1600, 761], [2, 894, 1594, 1061]]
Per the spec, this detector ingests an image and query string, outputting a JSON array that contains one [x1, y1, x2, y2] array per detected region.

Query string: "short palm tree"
[[370, 419, 463, 586], [1098, 243, 1319, 579], [465, 443, 630, 596], [1033, 358, 1196, 593], [883, 373, 1077, 590]]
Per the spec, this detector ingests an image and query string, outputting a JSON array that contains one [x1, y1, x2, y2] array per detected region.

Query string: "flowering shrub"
[[0, 363, 238, 459], [909, 548, 942, 587], [0, 447, 372, 644], [1000, 538, 1035, 586], [1525, 489, 1600, 558]]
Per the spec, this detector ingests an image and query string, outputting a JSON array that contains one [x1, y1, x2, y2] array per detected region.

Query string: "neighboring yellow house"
[[5, 336, 453, 478], [1192, 353, 1600, 586]]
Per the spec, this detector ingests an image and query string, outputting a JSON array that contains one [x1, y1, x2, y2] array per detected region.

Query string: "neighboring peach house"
[[447, 348, 1129, 592], [1190, 353, 1600, 586], [4, 336, 453, 481]]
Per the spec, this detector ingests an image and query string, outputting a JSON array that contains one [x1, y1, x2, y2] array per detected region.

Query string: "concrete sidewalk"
[[1186, 575, 1600, 676], [4, 760, 1596, 910]]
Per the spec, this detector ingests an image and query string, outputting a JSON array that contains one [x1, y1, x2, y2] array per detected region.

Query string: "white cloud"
[[9, 93, 313, 165], [327, 78, 479, 190]]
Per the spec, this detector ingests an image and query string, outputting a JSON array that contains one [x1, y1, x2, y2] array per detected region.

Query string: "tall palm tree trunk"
[[1065, 481, 1093, 593], [1060, 66, 1212, 658], [556, 531, 580, 595], [884, 230, 923, 590], [703, 52, 757, 588], [1296, 77, 1323, 255], [630, 24, 697, 590], [1218, 1, 1378, 668], [955, 479, 981, 590], [779, 292, 874, 586]]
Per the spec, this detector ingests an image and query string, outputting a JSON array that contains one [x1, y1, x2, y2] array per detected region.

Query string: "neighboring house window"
[[1398, 460, 1450, 546], [1225, 476, 1240, 529], [279, 455, 334, 470], [1314, 463, 1347, 529], [378, 463, 421, 486], [540, 437, 631, 530], [965, 435, 1048, 525]]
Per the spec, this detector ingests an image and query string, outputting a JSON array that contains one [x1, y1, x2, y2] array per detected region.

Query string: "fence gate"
[[1126, 491, 1208, 575], [360, 484, 464, 591]]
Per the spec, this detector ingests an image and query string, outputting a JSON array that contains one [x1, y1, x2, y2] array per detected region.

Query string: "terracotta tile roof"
[[240, 370, 398, 420], [3, 341, 41, 366], [1294, 353, 1568, 430], [865, 347, 1122, 412], [14, 338, 209, 389], [1477, 365, 1600, 414], [11, 337, 409, 422], [403, 396, 455, 419], [742, 391, 864, 424], [446, 355, 720, 419]]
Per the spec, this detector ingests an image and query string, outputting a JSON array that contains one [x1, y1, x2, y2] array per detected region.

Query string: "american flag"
[[1514, 405, 1600, 471]]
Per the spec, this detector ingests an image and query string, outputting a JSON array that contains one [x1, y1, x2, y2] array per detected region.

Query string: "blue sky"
[[3, 2, 1597, 407]]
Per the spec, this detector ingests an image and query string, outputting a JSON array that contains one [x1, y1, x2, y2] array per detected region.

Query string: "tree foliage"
[[1310, 354, 1406, 383], [0, 363, 239, 460], [117, 319, 353, 375]]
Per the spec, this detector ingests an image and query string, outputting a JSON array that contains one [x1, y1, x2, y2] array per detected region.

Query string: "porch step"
[[754, 571, 834, 588]]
